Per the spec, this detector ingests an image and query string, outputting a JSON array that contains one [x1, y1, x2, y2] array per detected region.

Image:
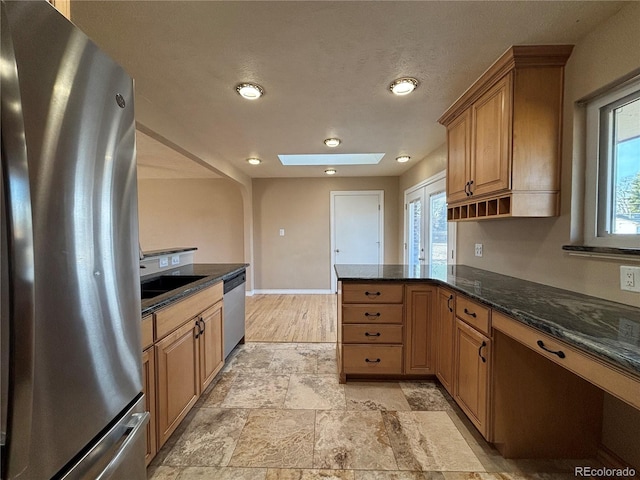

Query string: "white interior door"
[[331, 191, 384, 291]]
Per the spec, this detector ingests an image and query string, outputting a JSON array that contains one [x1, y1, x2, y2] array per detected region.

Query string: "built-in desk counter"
[[335, 264, 640, 460]]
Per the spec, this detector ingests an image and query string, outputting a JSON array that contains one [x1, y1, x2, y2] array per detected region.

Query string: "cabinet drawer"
[[492, 311, 640, 411], [456, 296, 490, 334], [343, 305, 403, 324], [343, 283, 403, 304], [343, 324, 403, 344], [155, 282, 223, 340], [343, 345, 403, 374], [141, 314, 154, 350]]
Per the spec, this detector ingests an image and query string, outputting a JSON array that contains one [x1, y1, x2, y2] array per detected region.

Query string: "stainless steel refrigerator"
[[1, 1, 148, 478]]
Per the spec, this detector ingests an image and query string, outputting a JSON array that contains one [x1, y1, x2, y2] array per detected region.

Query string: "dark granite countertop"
[[335, 264, 640, 377], [141, 263, 247, 316], [141, 247, 198, 259]]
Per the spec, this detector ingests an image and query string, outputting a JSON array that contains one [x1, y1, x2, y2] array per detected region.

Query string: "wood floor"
[[245, 294, 337, 343]]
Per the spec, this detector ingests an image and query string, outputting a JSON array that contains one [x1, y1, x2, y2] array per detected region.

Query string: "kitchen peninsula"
[[335, 264, 640, 460]]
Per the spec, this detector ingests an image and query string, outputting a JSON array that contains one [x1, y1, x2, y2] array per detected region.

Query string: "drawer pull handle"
[[365, 358, 381, 363], [364, 312, 381, 318], [364, 332, 381, 337], [464, 308, 477, 318], [537, 340, 566, 359], [478, 341, 487, 363], [365, 291, 381, 297], [447, 294, 453, 312]]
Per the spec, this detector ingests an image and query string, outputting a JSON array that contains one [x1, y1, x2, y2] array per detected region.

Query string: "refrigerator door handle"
[[1, 3, 36, 477], [94, 412, 149, 480]]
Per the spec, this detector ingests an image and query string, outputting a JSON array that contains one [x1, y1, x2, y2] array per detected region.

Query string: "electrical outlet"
[[620, 266, 640, 293], [159, 257, 169, 268], [279, 228, 285, 236], [475, 243, 483, 257], [171, 255, 180, 265]]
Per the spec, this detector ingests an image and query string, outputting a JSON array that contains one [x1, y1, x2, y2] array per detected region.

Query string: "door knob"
[[335, 249, 340, 253]]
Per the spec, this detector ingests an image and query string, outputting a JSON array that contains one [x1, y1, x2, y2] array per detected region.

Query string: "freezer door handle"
[[94, 412, 149, 480], [1, 3, 36, 478]]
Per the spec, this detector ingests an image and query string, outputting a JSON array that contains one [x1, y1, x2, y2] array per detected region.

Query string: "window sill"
[[562, 245, 640, 262]]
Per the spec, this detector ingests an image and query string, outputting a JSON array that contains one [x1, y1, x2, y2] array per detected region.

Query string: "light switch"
[[279, 228, 285, 236]]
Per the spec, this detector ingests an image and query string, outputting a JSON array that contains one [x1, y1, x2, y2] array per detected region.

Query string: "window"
[[585, 78, 640, 248]]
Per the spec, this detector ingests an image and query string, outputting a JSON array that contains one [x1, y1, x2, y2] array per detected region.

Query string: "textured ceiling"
[[136, 130, 220, 179], [71, 1, 628, 179]]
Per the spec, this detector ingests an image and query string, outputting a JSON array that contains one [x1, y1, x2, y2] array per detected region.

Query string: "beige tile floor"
[[148, 342, 601, 480]]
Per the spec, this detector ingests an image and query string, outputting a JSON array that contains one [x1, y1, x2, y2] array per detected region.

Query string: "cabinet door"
[[446, 109, 472, 203], [404, 285, 436, 375], [199, 300, 224, 392], [435, 289, 455, 395], [471, 73, 512, 198], [155, 320, 200, 448], [454, 319, 491, 438], [142, 347, 157, 466]]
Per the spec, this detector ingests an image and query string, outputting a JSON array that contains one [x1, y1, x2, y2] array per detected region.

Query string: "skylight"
[[278, 153, 385, 166]]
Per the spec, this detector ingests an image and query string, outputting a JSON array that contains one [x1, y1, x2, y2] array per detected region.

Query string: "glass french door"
[[405, 175, 454, 276], [406, 189, 425, 268], [428, 190, 448, 277]]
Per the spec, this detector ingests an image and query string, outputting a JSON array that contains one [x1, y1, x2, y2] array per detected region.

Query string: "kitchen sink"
[[141, 275, 207, 299]]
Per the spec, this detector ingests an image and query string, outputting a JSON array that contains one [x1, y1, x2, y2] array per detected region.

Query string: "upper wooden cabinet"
[[439, 45, 573, 221]]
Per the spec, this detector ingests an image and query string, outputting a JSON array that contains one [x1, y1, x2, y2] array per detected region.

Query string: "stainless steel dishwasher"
[[223, 270, 246, 358]]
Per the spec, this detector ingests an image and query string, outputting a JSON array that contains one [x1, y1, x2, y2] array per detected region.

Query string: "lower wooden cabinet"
[[144, 282, 225, 457], [155, 320, 200, 448], [142, 347, 157, 466], [199, 300, 224, 392], [404, 285, 436, 375], [435, 288, 455, 395], [454, 318, 491, 438], [342, 345, 403, 374]]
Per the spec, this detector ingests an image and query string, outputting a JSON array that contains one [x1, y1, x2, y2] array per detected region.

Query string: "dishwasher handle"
[[223, 271, 246, 294]]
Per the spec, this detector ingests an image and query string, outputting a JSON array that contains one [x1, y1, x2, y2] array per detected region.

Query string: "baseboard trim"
[[253, 289, 334, 295]]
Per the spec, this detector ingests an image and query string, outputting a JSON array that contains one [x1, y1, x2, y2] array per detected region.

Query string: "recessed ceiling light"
[[389, 77, 419, 96], [246, 158, 262, 165], [325, 168, 337, 175], [324, 138, 341, 148], [236, 83, 264, 100], [396, 155, 411, 163]]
